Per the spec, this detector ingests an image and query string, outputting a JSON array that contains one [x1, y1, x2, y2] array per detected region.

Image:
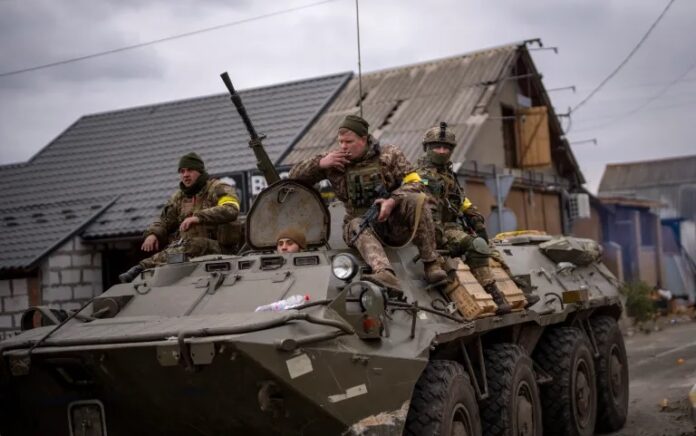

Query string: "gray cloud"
[[1, 0, 694, 194]]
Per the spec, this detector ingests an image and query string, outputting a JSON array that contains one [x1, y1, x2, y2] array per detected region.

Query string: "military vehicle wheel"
[[481, 343, 542, 436], [591, 316, 628, 432], [533, 327, 597, 436], [405, 359, 481, 436]]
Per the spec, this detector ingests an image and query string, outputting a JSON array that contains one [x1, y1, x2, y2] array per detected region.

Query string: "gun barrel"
[[220, 72, 258, 140], [219, 71, 280, 184]]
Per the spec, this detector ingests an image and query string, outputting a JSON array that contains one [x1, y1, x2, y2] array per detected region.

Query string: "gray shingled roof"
[[598, 155, 696, 192], [281, 44, 518, 165], [0, 72, 350, 271]]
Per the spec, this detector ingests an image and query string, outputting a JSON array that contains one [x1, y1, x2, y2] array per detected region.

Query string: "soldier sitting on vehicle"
[[416, 123, 540, 314], [119, 152, 240, 282], [289, 114, 447, 294], [276, 227, 306, 254]]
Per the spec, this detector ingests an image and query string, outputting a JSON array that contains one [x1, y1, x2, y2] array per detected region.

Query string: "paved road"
[[608, 320, 696, 436]]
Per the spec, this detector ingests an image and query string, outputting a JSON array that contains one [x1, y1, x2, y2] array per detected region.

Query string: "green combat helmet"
[[422, 121, 456, 165]]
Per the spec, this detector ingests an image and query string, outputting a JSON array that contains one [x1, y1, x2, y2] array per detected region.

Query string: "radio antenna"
[[355, 0, 363, 117]]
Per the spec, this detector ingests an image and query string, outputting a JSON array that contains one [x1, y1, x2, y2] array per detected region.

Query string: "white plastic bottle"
[[254, 294, 309, 312]]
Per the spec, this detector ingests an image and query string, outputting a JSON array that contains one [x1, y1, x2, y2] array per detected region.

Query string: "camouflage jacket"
[[289, 137, 423, 220], [146, 178, 240, 244], [416, 156, 487, 237]]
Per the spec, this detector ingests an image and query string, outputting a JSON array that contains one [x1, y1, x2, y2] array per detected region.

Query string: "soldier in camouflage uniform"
[[289, 115, 447, 293], [416, 123, 539, 314], [119, 152, 240, 282]]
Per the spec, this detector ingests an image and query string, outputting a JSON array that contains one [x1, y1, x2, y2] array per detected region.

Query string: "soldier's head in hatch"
[[276, 227, 307, 253]]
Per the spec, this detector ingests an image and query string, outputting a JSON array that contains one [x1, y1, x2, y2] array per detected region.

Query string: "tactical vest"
[[417, 165, 461, 224], [345, 159, 386, 214]]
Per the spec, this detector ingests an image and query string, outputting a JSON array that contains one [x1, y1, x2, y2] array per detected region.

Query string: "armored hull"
[[0, 181, 627, 436]]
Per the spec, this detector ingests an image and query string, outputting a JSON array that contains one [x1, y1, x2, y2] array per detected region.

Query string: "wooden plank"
[[517, 106, 551, 168]]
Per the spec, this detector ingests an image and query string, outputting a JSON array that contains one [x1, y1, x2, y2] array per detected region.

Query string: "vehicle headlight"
[[359, 284, 386, 314], [331, 253, 359, 281]]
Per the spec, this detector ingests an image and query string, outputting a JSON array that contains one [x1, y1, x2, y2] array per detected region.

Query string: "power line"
[[572, 98, 696, 133], [570, 0, 676, 115], [610, 58, 696, 118], [573, 58, 696, 131], [0, 0, 342, 78]]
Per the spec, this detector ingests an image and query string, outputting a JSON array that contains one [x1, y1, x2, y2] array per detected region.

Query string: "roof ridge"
[[361, 41, 526, 77]]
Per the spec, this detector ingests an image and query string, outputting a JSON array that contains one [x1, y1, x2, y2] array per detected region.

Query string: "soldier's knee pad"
[[465, 237, 491, 268], [471, 237, 491, 256]]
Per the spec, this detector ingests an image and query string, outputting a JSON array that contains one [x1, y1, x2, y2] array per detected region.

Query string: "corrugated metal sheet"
[[599, 155, 696, 192], [0, 72, 350, 271], [281, 45, 518, 165]]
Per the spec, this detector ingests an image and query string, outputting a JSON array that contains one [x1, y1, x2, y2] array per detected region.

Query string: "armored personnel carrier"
[[0, 178, 627, 436]]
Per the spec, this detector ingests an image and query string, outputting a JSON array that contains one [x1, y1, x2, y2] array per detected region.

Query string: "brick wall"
[[0, 236, 111, 341], [41, 236, 103, 310], [0, 278, 30, 341]]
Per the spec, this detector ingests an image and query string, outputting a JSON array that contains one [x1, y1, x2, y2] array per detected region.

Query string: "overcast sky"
[[1, 0, 694, 193]]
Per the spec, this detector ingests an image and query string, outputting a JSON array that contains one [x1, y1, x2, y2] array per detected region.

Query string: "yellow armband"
[[402, 172, 422, 184], [460, 197, 473, 212], [217, 195, 240, 209]]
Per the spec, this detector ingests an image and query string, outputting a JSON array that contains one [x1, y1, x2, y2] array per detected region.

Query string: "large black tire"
[[533, 327, 597, 436], [481, 343, 542, 436], [405, 359, 482, 436], [591, 316, 629, 432]]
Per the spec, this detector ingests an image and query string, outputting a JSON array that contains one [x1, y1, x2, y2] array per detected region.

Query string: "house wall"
[[682, 220, 696, 262], [464, 180, 563, 235], [638, 247, 658, 286], [40, 236, 103, 309], [467, 79, 560, 179], [0, 235, 105, 340], [602, 241, 624, 282], [467, 101, 506, 167], [0, 276, 39, 341], [571, 203, 603, 241]]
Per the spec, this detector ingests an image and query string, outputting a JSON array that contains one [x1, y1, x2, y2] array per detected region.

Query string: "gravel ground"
[[607, 319, 696, 436]]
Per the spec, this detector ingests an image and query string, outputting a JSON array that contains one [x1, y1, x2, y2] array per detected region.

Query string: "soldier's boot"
[[119, 265, 144, 283], [363, 269, 402, 298], [483, 282, 512, 315], [423, 260, 448, 284], [524, 293, 541, 308]]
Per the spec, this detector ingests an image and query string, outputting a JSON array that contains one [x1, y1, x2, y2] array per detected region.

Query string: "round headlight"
[[331, 253, 358, 281], [359, 284, 386, 314]]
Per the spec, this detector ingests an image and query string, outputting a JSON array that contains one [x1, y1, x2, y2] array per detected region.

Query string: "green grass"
[[620, 281, 655, 323]]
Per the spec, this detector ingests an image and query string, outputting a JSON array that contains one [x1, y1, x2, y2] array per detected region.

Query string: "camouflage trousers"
[[343, 194, 439, 273], [139, 237, 221, 269], [441, 225, 496, 286]]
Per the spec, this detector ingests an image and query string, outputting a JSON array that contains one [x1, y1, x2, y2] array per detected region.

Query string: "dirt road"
[[608, 320, 696, 436]]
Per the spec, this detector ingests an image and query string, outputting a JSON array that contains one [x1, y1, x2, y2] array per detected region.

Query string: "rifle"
[[349, 184, 391, 245], [220, 72, 280, 184]]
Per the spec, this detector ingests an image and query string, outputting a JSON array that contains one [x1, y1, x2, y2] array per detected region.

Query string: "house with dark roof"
[[599, 155, 696, 301], [0, 41, 590, 339]]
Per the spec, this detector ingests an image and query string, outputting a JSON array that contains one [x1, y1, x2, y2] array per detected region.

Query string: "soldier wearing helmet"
[[289, 115, 447, 295], [417, 122, 539, 314]]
